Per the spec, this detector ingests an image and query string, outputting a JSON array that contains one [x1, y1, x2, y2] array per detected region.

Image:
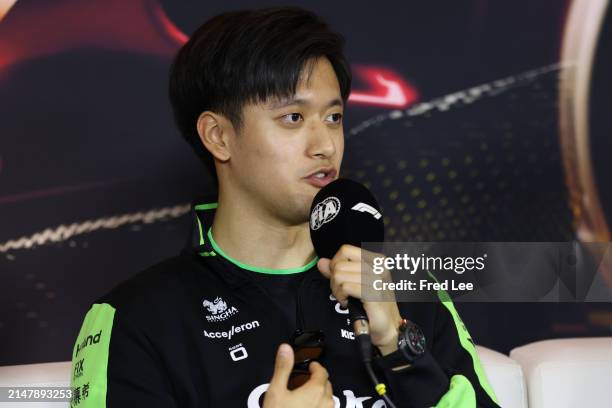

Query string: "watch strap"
[[374, 347, 413, 371]]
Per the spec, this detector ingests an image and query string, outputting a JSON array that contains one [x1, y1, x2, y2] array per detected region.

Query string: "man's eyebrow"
[[265, 97, 344, 110]]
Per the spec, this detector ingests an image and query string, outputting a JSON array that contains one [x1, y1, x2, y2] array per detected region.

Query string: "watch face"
[[399, 321, 426, 358], [406, 324, 426, 355]]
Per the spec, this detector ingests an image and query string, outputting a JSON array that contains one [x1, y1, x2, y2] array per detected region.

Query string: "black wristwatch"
[[397, 318, 426, 363], [374, 318, 427, 371]]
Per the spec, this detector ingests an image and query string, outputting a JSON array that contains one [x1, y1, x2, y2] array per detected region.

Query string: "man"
[[70, 7, 500, 407]]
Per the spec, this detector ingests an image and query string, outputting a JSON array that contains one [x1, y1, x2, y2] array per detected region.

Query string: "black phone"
[[287, 329, 325, 390]]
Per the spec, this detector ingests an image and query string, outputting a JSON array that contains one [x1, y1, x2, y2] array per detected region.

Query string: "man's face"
[[226, 57, 344, 225]]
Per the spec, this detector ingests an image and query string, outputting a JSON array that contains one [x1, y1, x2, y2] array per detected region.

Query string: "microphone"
[[309, 178, 384, 333], [309, 178, 397, 408]]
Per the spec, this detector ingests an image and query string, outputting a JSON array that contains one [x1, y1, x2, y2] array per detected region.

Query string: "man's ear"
[[196, 111, 232, 162]]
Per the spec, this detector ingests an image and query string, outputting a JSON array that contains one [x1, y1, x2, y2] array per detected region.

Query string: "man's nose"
[[307, 123, 337, 159]]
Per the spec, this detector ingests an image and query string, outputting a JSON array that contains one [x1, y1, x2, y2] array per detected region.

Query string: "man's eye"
[[326, 113, 343, 124], [281, 113, 303, 124]]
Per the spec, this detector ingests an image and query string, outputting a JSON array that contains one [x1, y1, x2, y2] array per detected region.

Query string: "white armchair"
[[0, 361, 71, 408], [510, 338, 612, 408], [476, 345, 528, 408]]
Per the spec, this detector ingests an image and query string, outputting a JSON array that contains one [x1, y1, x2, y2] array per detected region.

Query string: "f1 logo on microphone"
[[351, 203, 381, 219]]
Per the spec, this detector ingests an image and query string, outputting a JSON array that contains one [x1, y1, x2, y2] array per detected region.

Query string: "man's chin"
[[286, 192, 315, 225]]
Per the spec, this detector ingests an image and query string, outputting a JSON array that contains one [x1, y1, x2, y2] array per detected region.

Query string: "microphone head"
[[309, 178, 384, 259]]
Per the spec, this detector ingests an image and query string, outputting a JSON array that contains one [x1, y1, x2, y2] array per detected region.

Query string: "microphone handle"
[[348, 297, 368, 323], [349, 297, 373, 363]]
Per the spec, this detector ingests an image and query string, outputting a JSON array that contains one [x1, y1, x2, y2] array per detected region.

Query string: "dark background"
[[1, 0, 611, 365]]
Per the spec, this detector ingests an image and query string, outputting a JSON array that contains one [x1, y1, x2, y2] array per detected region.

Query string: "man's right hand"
[[263, 343, 334, 408]]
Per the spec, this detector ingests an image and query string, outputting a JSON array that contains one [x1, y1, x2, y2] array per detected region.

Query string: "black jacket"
[[69, 204, 500, 407]]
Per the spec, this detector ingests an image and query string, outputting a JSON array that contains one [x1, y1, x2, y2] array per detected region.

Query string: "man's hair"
[[168, 6, 352, 178]]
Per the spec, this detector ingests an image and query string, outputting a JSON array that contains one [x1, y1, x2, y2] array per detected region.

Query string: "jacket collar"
[[189, 200, 318, 287]]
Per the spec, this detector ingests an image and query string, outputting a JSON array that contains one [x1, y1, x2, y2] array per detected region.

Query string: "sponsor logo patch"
[[203, 296, 239, 322], [340, 329, 355, 340], [351, 202, 382, 219], [75, 330, 101, 358], [203, 320, 260, 340], [329, 294, 349, 315], [229, 343, 249, 362], [73, 358, 84, 379], [311, 197, 341, 230], [247, 384, 383, 408]]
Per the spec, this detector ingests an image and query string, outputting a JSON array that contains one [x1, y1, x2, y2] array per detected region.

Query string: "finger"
[[317, 258, 332, 279], [330, 271, 362, 290], [268, 343, 294, 390], [329, 268, 361, 307], [331, 260, 362, 275], [307, 361, 329, 386], [330, 244, 361, 270], [324, 380, 332, 399], [321, 381, 334, 408], [330, 261, 362, 283], [361, 248, 384, 265], [332, 281, 365, 308], [328, 260, 361, 289]]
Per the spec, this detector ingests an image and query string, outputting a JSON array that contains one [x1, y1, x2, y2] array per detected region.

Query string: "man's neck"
[[209, 191, 316, 271]]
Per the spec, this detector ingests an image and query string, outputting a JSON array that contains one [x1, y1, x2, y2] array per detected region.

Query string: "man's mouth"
[[304, 168, 337, 188]]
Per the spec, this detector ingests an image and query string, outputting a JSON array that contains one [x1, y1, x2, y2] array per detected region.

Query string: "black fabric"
[[249, 272, 304, 330]]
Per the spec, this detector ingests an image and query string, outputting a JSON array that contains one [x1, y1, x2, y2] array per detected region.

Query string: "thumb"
[[317, 258, 332, 278], [268, 343, 294, 390]]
